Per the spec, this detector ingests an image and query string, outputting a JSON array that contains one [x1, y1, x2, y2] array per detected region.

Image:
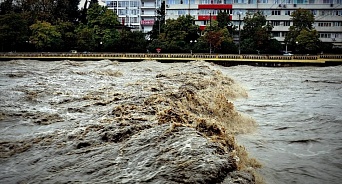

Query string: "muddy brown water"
[[222, 65, 342, 184], [0, 60, 258, 183]]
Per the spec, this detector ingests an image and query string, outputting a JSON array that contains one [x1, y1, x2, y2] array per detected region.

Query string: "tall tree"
[[30, 20, 62, 51], [0, 0, 22, 15], [208, 12, 236, 53], [240, 11, 274, 54], [88, 0, 98, 9], [285, 8, 319, 54], [53, 0, 80, 23], [0, 12, 29, 51], [162, 15, 199, 52], [75, 3, 120, 51], [217, 10, 230, 29]]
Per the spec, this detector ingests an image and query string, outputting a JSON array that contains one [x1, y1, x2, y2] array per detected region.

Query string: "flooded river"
[[0, 60, 341, 183], [0, 60, 258, 183], [221, 65, 342, 184]]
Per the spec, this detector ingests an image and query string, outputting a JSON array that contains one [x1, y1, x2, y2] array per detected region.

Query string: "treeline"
[[0, 0, 148, 52], [0, 0, 339, 54]]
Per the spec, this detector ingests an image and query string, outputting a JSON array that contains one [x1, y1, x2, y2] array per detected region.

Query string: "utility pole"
[[209, 12, 212, 54], [238, 11, 241, 55], [188, 0, 190, 15]]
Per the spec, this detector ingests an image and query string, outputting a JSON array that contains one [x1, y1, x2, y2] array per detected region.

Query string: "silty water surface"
[[220, 65, 342, 184]]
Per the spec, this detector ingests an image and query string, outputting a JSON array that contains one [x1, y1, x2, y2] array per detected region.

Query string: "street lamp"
[[190, 40, 197, 55], [237, 11, 242, 55]]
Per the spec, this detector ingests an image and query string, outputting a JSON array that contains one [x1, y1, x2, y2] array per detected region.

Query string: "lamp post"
[[285, 42, 288, 53], [190, 40, 197, 55], [237, 11, 242, 55], [209, 12, 212, 54]]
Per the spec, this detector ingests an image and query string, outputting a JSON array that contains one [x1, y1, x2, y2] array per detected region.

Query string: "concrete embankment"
[[1, 52, 342, 66]]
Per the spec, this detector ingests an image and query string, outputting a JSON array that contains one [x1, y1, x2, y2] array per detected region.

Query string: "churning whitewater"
[[0, 60, 260, 184]]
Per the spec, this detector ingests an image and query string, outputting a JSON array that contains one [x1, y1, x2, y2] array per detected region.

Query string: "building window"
[[167, 0, 177, 4], [272, 10, 281, 15], [322, 0, 333, 3], [106, 1, 115, 7], [335, 10, 342, 16], [318, 22, 332, 27], [130, 1, 139, 7], [178, 10, 186, 15], [285, 10, 291, 15], [272, 21, 280, 26], [319, 10, 333, 16], [320, 33, 331, 38], [283, 21, 290, 26], [201, 0, 210, 3], [282, 32, 287, 37], [234, 0, 247, 3], [333, 22, 342, 26], [272, 32, 280, 37]]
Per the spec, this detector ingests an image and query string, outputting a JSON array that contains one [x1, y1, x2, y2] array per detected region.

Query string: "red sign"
[[198, 15, 217, 21], [156, 48, 161, 53], [198, 4, 233, 10], [141, 20, 155, 25]]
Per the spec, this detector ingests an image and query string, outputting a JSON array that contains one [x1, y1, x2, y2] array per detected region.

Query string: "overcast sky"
[[79, 0, 105, 9]]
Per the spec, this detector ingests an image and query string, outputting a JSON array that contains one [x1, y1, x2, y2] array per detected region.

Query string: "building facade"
[[102, 0, 161, 33], [102, 0, 342, 47]]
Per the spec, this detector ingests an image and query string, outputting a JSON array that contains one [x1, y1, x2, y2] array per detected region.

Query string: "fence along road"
[[1, 53, 341, 66]]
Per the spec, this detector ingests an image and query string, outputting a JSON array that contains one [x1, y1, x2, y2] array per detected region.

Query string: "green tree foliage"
[[160, 15, 199, 52], [203, 18, 235, 53], [53, 0, 80, 23], [89, 0, 99, 8], [0, 12, 29, 51], [296, 29, 320, 54], [285, 8, 320, 54], [75, 24, 96, 51], [56, 20, 77, 51], [0, 0, 21, 15], [74, 3, 121, 51], [30, 21, 62, 51], [240, 11, 276, 54], [116, 31, 147, 52], [217, 10, 230, 29]]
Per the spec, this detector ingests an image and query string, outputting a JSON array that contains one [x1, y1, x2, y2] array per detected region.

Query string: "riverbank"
[[1, 52, 342, 66], [0, 60, 262, 183]]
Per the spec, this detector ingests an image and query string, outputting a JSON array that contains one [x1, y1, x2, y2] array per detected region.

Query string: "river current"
[[220, 65, 342, 184]]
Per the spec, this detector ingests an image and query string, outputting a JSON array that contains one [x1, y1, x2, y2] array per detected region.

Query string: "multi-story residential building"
[[102, 0, 160, 32], [102, 0, 342, 47]]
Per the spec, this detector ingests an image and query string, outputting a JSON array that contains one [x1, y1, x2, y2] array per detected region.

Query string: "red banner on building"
[[141, 20, 155, 25]]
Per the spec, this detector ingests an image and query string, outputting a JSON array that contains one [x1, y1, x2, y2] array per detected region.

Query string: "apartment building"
[[102, 0, 160, 32], [102, 0, 342, 47]]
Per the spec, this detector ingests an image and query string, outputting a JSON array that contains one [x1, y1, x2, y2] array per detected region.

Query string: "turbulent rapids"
[[0, 60, 261, 183]]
